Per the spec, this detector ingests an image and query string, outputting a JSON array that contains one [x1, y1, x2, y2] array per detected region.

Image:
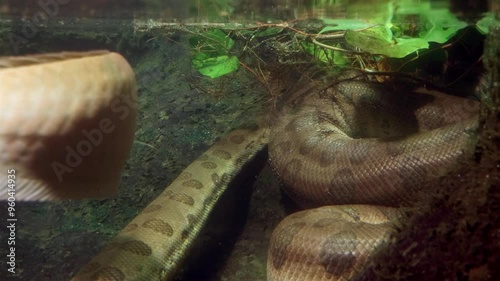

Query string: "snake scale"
[[1, 52, 479, 281], [0, 50, 137, 200], [266, 73, 479, 281]]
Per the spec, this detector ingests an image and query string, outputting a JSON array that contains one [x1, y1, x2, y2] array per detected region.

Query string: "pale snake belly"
[[0, 50, 137, 201], [1, 52, 479, 281]]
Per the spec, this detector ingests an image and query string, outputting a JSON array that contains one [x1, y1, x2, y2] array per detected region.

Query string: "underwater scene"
[[0, 0, 498, 280]]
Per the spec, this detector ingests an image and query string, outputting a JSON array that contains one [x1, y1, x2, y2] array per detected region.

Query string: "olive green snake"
[[0, 51, 479, 281]]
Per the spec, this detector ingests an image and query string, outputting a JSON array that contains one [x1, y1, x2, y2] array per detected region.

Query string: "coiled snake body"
[[266, 76, 479, 281], [1, 52, 479, 281]]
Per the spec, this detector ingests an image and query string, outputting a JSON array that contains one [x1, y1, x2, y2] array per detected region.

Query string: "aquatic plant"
[[188, 2, 493, 79]]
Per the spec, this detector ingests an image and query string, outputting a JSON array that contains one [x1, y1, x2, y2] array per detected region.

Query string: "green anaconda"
[[0, 52, 479, 281]]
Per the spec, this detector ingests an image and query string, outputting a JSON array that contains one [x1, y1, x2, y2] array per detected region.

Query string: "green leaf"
[[301, 42, 349, 65], [204, 29, 234, 51], [192, 55, 239, 78], [319, 19, 373, 33], [333, 49, 349, 65], [189, 29, 239, 78], [476, 12, 496, 35], [345, 26, 428, 58], [391, 37, 430, 57], [301, 42, 331, 63], [419, 9, 467, 43], [345, 26, 393, 52], [189, 29, 234, 55]]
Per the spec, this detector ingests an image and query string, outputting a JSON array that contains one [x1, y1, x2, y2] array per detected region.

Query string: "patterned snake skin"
[[72, 74, 477, 281], [71, 127, 270, 280], [266, 76, 479, 281], [1, 52, 479, 281]]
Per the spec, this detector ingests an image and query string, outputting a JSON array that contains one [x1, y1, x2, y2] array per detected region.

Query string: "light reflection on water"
[[0, 0, 463, 23]]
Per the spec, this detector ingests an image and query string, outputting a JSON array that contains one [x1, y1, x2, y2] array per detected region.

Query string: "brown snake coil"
[[266, 76, 479, 281], [1, 51, 479, 281]]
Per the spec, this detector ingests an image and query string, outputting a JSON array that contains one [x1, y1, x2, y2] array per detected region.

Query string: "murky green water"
[[0, 1, 496, 280]]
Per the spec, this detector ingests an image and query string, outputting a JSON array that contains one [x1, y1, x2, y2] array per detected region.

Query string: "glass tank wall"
[[0, 1, 498, 281]]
